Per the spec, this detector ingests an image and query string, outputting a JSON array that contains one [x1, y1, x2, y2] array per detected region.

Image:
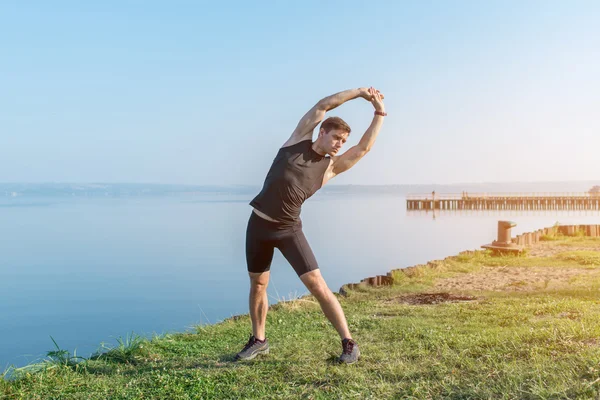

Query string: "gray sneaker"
[[234, 335, 270, 361], [339, 338, 360, 364]]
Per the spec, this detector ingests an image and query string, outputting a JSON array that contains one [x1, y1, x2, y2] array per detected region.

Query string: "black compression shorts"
[[245, 210, 319, 277]]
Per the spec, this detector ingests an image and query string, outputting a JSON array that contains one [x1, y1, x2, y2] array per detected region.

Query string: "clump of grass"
[[267, 290, 319, 312], [541, 222, 561, 241], [542, 232, 600, 247], [557, 251, 600, 266], [539, 221, 595, 240], [574, 228, 587, 237], [90, 332, 149, 364], [559, 237, 600, 247], [541, 234, 560, 241], [1, 366, 13, 382], [11, 337, 86, 377]]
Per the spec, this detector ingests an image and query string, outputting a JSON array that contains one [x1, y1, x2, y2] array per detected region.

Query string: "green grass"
[[543, 236, 600, 247], [6, 336, 87, 377], [389, 247, 599, 290], [541, 227, 596, 242], [2, 239, 600, 399], [89, 332, 151, 365], [557, 251, 600, 266]]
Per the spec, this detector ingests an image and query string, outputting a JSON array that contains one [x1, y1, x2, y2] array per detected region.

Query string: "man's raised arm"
[[331, 88, 386, 176], [291, 88, 371, 139]]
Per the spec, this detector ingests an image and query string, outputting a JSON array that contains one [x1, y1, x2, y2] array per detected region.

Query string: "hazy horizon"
[[2, 180, 599, 198]]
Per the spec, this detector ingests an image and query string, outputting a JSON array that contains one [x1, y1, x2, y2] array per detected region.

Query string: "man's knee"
[[312, 285, 332, 302], [300, 271, 330, 300], [249, 271, 270, 291]]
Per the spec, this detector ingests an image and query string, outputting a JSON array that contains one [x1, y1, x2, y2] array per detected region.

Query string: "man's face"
[[321, 128, 349, 156]]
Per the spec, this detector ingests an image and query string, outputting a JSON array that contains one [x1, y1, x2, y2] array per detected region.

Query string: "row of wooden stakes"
[[340, 224, 600, 292], [513, 224, 600, 246]]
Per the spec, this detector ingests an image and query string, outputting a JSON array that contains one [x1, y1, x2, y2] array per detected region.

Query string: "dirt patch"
[[435, 266, 600, 292], [526, 242, 599, 257], [581, 338, 600, 347], [389, 292, 478, 305]]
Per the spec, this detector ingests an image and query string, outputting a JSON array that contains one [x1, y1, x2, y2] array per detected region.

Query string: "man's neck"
[[311, 141, 327, 157]]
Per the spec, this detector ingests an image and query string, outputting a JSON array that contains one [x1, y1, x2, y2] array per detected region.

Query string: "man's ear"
[[318, 128, 325, 138]]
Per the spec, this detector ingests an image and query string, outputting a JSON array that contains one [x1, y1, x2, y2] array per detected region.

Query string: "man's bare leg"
[[249, 271, 270, 340], [300, 269, 352, 339]]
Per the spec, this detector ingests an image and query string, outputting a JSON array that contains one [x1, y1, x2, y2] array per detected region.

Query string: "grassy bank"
[[2, 236, 600, 399]]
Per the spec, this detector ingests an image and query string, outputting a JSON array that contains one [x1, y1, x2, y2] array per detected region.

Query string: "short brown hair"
[[320, 116, 351, 134]]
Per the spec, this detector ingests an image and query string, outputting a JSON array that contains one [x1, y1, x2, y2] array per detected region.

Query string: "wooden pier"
[[406, 193, 600, 211]]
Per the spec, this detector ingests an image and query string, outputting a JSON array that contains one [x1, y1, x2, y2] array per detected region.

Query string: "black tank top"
[[250, 139, 331, 225]]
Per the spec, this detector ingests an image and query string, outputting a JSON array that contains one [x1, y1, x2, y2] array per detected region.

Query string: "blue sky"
[[1, 1, 598, 185]]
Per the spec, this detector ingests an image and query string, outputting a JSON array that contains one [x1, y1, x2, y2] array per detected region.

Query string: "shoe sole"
[[235, 347, 269, 361], [339, 352, 360, 364]]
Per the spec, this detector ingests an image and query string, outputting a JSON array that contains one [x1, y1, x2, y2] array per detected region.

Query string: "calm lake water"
[[1, 191, 598, 369]]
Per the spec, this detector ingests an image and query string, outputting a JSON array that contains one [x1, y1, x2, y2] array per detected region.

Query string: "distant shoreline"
[[1, 180, 599, 198]]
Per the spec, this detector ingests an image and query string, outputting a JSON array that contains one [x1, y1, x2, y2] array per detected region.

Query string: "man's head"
[[316, 116, 351, 156]]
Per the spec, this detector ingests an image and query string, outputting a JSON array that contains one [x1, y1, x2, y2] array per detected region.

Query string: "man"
[[236, 87, 386, 364]]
